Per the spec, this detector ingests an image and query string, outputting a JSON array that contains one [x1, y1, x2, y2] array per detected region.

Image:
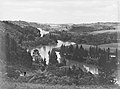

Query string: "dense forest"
[[49, 30, 117, 45], [47, 44, 118, 85], [5, 33, 33, 68]]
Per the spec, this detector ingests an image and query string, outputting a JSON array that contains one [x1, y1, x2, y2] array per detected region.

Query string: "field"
[[90, 29, 120, 35], [98, 43, 120, 52], [0, 82, 119, 89]]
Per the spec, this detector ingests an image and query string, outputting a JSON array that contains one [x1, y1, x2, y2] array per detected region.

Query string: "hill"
[[7, 21, 119, 32]]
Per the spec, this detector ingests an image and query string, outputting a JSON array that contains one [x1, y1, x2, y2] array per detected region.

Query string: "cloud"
[[0, 0, 118, 23]]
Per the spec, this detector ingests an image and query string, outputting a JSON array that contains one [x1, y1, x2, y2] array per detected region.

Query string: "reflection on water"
[[31, 39, 99, 75], [31, 40, 76, 64], [83, 65, 98, 74], [56, 51, 61, 63], [30, 28, 119, 82], [38, 28, 49, 37], [31, 27, 98, 75]]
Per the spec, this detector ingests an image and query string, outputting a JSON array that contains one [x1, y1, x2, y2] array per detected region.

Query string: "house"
[[109, 53, 116, 58]]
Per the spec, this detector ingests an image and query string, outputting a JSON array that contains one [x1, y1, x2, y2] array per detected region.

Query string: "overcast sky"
[[0, 0, 119, 24]]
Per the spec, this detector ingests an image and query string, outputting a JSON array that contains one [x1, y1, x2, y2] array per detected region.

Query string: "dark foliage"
[[5, 33, 33, 68], [59, 44, 118, 85], [48, 50, 58, 66]]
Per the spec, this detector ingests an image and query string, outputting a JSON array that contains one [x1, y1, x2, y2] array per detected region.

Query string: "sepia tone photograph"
[[0, 0, 120, 89]]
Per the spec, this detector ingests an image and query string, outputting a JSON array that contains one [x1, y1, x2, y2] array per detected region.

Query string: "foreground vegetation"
[[1, 82, 119, 89]]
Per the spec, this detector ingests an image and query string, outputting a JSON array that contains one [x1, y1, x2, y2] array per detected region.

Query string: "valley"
[[0, 20, 120, 87]]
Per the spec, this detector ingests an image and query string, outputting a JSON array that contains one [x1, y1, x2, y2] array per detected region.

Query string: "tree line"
[[48, 44, 118, 84], [5, 33, 33, 68]]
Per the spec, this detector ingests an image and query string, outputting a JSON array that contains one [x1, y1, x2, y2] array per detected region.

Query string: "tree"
[[67, 67, 72, 76], [84, 49, 88, 57], [43, 58, 47, 66], [89, 46, 92, 57], [95, 46, 99, 57], [48, 50, 58, 65], [98, 51, 117, 84], [106, 48, 110, 61], [10, 38, 17, 52], [60, 58, 66, 66], [27, 34, 35, 41], [18, 35, 23, 44], [115, 48, 118, 58], [22, 51, 33, 68], [75, 44, 79, 54], [79, 45, 84, 57], [98, 54, 107, 68], [5, 33, 10, 48], [5, 33, 10, 62], [60, 44, 65, 57], [69, 44, 74, 54], [5, 34, 18, 64]]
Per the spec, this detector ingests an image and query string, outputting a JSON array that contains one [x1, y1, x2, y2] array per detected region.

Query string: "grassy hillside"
[[1, 82, 119, 89], [98, 43, 120, 51], [90, 29, 120, 35]]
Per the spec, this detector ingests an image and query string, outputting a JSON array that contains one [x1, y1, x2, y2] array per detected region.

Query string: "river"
[[29, 28, 120, 85], [31, 40, 76, 64], [30, 39, 99, 75], [30, 28, 99, 75], [38, 28, 49, 37], [22, 27, 120, 85]]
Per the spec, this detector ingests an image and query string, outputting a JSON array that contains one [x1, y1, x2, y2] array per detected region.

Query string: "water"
[[30, 30, 98, 75], [30, 28, 102, 75], [83, 65, 98, 75], [38, 28, 49, 37], [31, 40, 76, 64], [31, 40, 99, 75], [30, 28, 99, 75], [29, 28, 120, 84], [56, 51, 61, 63]]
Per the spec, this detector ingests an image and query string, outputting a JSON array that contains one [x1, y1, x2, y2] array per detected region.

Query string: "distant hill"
[[8, 20, 72, 31], [69, 22, 119, 33], [0, 20, 119, 46], [8, 20, 50, 30], [7, 20, 119, 33]]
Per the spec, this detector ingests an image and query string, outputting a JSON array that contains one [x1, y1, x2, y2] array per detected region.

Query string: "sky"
[[0, 0, 119, 24]]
